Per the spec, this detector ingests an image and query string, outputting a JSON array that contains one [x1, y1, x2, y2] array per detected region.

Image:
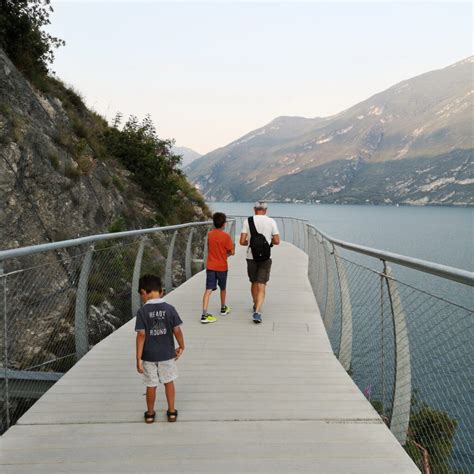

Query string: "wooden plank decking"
[[0, 242, 419, 473]]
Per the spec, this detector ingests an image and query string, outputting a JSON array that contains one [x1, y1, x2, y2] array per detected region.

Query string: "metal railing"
[[233, 215, 472, 474], [0, 219, 237, 433], [1, 214, 472, 473]]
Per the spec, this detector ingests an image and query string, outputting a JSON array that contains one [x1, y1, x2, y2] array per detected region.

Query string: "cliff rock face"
[[0, 48, 161, 250], [0, 48, 208, 408]]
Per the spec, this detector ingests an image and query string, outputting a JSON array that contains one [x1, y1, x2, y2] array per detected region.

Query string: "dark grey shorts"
[[247, 259, 272, 284]]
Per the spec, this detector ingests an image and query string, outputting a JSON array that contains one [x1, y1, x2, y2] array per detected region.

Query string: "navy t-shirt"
[[135, 298, 183, 362]]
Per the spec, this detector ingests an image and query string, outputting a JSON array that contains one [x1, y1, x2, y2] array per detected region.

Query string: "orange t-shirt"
[[206, 229, 234, 271]]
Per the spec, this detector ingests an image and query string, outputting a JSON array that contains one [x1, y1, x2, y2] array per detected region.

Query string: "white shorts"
[[142, 359, 178, 386]]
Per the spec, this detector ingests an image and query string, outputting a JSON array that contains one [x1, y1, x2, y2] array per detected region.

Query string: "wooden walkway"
[[0, 243, 419, 473]]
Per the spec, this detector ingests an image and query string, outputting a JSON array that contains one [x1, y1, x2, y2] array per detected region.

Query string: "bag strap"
[[248, 217, 258, 238]]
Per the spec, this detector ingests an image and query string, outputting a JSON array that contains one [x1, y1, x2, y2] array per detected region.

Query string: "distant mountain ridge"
[[187, 57, 473, 205], [174, 146, 201, 167]]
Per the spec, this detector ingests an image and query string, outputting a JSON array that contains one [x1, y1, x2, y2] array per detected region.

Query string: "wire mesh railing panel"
[[1, 215, 472, 473], [0, 221, 214, 434], [0, 252, 85, 432], [392, 276, 473, 473], [86, 238, 141, 345], [304, 218, 473, 474], [321, 245, 343, 357], [337, 258, 397, 423]]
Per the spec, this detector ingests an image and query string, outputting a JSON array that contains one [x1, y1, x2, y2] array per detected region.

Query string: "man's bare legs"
[[251, 282, 266, 312]]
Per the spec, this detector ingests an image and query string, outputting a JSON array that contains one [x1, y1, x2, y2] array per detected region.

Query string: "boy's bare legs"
[[220, 289, 227, 307], [146, 386, 157, 414], [251, 282, 266, 312], [202, 289, 213, 314], [165, 381, 175, 413]]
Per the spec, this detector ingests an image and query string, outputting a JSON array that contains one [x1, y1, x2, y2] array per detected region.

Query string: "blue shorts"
[[206, 270, 228, 291]]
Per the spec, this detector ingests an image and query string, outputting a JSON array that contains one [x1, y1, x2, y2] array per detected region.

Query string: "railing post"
[[298, 220, 304, 249], [185, 228, 195, 280], [229, 220, 236, 247], [384, 263, 411, 445], [303, 222, 309, 254], [131, 237, 146, 317], [1, 266, 10, 431], [165, 230, 178, 294], [332, 244, 353, 371], [280, 218, 286, 241], [307, 228, 316, 288], [324, 240, 336, 329], [320, 237, 329, 318], [296, 220, 301, 249], [75, 245, 94, 361], [315, 236, 325, 305]]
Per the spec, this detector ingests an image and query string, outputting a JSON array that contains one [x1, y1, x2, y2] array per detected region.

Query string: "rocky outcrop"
[[0, 48, 208, 383], [0, 48, 160, 251]]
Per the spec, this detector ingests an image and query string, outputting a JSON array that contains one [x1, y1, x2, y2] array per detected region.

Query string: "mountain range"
[[173, 145, 201, 167], [186, 57, 473, 205]]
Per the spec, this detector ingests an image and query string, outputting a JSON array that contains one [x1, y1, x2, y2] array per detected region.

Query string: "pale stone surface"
[[0, 243, 419, 473]]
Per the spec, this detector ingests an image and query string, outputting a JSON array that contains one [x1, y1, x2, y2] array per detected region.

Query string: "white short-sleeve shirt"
[[241, 215, 279, 260]]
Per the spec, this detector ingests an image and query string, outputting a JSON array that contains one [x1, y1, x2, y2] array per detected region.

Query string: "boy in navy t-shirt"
[[135, 274, 185, 423]]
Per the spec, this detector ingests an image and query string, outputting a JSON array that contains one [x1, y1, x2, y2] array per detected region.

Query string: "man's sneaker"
[[201, 314, 217, 324], [220, 305, 231, 315], [252, 312, 262, 324]]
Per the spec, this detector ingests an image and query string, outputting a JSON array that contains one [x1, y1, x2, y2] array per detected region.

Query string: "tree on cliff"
[[0, 0, 64, 78]]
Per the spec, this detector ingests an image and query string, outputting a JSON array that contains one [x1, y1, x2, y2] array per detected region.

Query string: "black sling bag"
[[248, 217, 271, 262]]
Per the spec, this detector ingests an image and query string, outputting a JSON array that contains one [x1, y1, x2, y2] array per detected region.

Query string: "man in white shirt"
[[239, 201, 280, 323]]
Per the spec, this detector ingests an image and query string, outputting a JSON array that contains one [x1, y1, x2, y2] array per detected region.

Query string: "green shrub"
[[0, 1, 65, 80], [102, 114, 185, 220], [108, 217, 127, 233], [72, 118, 89, 139]]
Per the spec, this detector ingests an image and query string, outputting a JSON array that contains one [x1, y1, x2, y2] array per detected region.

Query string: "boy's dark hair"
[[139, 274, 162, 293], [213, 212, 226, 229]]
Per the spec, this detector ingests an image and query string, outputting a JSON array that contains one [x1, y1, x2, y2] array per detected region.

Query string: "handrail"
[[0, 221, 217, 261], [229, 215, 473, 286], [306, 224, 474, 287], [231, 214, 308, 223]]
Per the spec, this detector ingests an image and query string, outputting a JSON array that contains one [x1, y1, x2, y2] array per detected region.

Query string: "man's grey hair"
[[254, 201, 268, 210]]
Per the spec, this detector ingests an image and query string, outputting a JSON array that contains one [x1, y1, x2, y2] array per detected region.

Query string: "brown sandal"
[[144, 411, 155, 424], [167, 410, 178, 422]]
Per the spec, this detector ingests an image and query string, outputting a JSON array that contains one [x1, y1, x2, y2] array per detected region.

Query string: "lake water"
[[209, 203, 473, 272], [209, 202, 473, 308]]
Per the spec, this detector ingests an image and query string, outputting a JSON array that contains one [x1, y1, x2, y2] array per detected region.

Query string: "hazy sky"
[[48, 1, 473, 154]]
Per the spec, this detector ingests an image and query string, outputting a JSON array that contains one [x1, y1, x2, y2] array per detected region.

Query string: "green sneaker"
[[220, 305, 231, 315], [201, 314, 217, 324]]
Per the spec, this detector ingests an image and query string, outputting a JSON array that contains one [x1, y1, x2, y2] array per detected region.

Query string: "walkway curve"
[[0, 242, 419, 473]]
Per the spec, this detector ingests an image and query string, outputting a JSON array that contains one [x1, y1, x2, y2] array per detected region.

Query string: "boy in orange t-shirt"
[[201, 212, 235, 324]]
